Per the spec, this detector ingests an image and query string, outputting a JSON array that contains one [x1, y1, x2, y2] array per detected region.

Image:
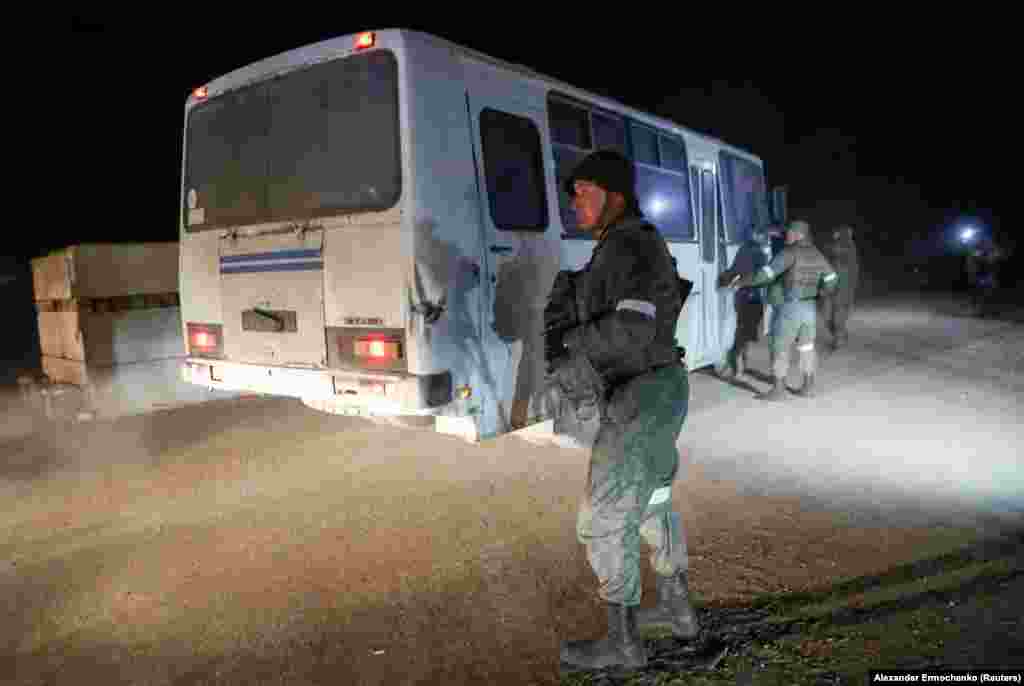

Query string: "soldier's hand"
[[545, 356, 573, 392], [718, 272, 741, 289]]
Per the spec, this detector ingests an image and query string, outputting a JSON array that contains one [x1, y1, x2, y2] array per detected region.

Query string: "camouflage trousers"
[[769, 300, 818, 379], [575, 363, 689, 607], [818, 293, 853, 347]]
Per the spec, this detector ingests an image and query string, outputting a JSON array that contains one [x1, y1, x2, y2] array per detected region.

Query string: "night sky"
[[58, 13, 1007, 268]]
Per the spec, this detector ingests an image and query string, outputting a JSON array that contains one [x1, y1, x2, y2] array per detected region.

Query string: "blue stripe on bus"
[[221, 262, 323, 274], [220, 249, 321, 264]]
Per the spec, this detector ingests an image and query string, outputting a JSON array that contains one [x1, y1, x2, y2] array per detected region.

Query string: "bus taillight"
[[354, 32, 375, 50], [354, 336, 401, 362], [187, 323, 223, 358]]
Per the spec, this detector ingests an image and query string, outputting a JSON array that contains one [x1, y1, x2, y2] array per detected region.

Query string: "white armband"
[[616, 299, 656, 319]]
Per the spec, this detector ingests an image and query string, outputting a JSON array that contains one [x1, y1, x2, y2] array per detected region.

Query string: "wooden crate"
[[31, 242, 179, 302], [31, 242, 182, 386], [25, 242, 239, 421]]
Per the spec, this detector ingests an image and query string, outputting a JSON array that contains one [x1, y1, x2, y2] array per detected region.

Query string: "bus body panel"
[[462, 58, 564, 440], [179, 29, 773, 442]]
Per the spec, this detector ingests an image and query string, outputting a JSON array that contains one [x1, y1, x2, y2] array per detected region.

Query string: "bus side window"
[[719, 151, 767, 245], [479, 108, 548, 232], [549, 98, 591, 235], [592, 112, 627, 154], [630, 124, 693, 242]]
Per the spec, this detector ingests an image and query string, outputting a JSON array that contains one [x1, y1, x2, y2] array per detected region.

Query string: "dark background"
[[0, 13, 1012, 381]]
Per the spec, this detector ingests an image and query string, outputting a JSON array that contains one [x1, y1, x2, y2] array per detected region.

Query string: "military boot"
[[756, 377, 787, 401], [560, 603, 647, 670], [736, 349, 748, 377], [635, 571, 700, 639], [794, 373, 816, 397], [715, 352, 738, 380]]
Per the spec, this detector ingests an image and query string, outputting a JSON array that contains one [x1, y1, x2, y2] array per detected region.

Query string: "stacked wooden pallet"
[[27, 242, 233, 420], [31, 242, 182, 387]]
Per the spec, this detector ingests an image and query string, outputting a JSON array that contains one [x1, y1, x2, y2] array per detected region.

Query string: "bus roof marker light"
[[193, 86, 208, 100], [355, 32, 375, 50]]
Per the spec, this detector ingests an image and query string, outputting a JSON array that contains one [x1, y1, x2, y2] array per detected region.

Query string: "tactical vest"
[[783, 242, 833, 301]]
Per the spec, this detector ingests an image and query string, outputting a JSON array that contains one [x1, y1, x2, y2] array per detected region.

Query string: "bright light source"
[[649, 196, 667, 216], [355, 32, 375, 50], [960, 227, 977, 242], [187, 323, 221, 356], [193, 86, 208, 99], [354, 337, 401, 362]]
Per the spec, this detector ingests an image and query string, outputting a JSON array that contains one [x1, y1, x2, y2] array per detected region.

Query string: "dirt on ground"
[[2, 293, 1022, 685]]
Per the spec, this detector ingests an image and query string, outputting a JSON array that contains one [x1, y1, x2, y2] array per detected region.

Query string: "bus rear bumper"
[[181, 358, 452, 417]]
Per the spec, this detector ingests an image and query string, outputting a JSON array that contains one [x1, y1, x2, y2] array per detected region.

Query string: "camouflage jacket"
[[824, 235, 860, 299], [564, 215, 684, 388]]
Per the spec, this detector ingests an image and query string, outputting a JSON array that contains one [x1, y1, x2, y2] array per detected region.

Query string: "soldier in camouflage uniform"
[[547, 150, 697, 670], [819, 225, 860, 351], [965, 238, 1007, 317], [731, 220, 838, 399]]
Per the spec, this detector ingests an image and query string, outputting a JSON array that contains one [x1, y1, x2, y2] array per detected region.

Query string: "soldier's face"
[[571, 181, 607, 231]]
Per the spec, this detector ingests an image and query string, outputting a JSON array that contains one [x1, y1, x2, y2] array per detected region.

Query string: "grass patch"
[[748, 534, 1016, 618], [768, 558, 1016, 623], [734, 603, 967, 685], [558, 599, 979, 685], [558, 544, 1021, 685]]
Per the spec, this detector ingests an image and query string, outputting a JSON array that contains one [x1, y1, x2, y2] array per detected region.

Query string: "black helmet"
[[564, 149, 637, 200]]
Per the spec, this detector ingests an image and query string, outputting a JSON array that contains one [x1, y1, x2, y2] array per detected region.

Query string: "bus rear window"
[[184, 50, 401, 231]]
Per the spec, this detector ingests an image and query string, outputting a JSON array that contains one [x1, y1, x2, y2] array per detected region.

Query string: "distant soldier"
[[966, 238, 1006, 317], [727, 220, 838, 399], [716, 227, 774, 378], [819, 225, 860, 352]]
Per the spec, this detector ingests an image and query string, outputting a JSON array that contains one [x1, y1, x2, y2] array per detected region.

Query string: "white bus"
[[179, 29, 785, 443]]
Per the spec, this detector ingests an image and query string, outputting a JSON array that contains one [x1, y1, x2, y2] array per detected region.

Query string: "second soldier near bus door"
[[546, 150, 697, 670], [716, 227, 774, 379], [728, 220, 838, 399]]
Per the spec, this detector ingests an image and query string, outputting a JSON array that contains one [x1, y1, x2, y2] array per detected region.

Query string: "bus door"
[[717, 177, 739, 372], [691, 165, 723, 367], [465, 85, 560, 439]]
